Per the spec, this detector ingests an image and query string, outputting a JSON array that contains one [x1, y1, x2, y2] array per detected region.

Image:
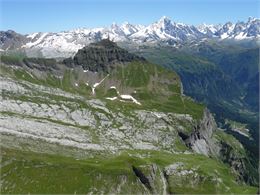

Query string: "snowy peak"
[[215, 17, 260, 39], [248, 16, 259, 23], [144, 16, 203, 41], [1, 16, 259, 58], [245, 17, 260, 37], [157, 16, 172, 28], [110, 22, 123, 35], [197, 23, 221, 36], [216, 22, 235, 39], [130, 16, 187, 42], [120, 22, 144, 36]]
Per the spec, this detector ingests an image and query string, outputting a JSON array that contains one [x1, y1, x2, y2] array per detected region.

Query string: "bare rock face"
[[0, 30, 29, 50], [189, 109, 218, 156], [0, 76, 193, 156], [132, 164, 168, 194], [177, 108, 217, 156], [176, 108, 258, 186], [63, 39, 146, 72]]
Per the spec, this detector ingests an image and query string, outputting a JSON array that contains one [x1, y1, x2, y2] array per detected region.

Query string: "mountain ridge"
[[1, 16, 259, 58]]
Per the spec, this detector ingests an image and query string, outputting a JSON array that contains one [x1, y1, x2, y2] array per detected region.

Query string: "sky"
[[0, 0, 259, 34]]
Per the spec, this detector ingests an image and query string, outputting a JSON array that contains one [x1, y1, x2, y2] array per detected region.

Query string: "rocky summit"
[[0, 40, 258, 194], [64, 39, 145, 72]]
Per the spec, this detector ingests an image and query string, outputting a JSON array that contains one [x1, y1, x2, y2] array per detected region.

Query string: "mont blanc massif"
[[0, 16, 259, 194]]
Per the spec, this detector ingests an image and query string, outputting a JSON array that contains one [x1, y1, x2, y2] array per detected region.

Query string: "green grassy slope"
[[1, 148, 257, 194], [0, 58, 205, 120]]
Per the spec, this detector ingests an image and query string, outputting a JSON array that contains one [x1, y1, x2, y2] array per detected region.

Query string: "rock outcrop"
[[63, 39, 146, 72], [0, 30, 29, 50], [177, 108, 217, 156], [176, 108, 258, 186]]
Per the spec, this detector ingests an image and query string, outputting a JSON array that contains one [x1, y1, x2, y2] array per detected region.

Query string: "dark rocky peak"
[[88, 38, 118, 48], [0, 30, 22, 39], [0, 30, 29, 50], [63, 39, 146, 72]]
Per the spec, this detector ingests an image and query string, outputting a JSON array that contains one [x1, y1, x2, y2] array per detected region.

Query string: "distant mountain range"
[[0, 16, 259, 58]]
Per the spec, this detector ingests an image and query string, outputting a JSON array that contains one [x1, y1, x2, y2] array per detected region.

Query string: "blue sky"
[[0, 0, 259, 34]]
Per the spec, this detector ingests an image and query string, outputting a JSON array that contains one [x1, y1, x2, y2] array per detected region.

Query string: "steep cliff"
[[177, 108, 258, 186]]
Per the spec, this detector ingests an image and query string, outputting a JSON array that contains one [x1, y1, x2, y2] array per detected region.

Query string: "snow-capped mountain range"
[[1, 16, 259, 58]]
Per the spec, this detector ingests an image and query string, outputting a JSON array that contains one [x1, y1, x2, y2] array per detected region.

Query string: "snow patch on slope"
[[120, 94, 141, 105], [92, 74, 109, 95]]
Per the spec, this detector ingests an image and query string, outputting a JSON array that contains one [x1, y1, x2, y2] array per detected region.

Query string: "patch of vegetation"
[[225, 119, 250, 136], [23, 57, 56, 68], [1, 148, 257, 194], [1, 55, 24, 66], [214, 130, 246, 156], [105, 88, 118, 97], [122, 61, 152, 87]]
